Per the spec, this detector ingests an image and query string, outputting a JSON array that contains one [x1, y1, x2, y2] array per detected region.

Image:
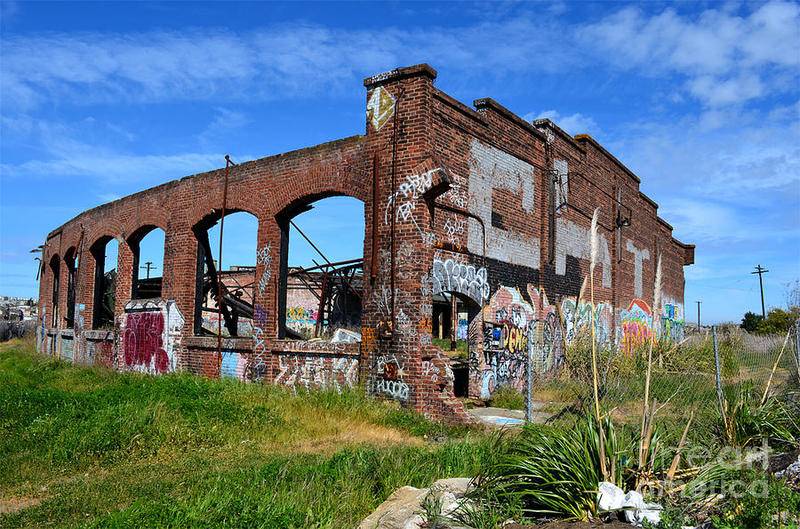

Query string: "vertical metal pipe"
[[370, 154, 380, 281], [526, 322, 535, 423], [450, 294, 457, 350], [389, 95, 400, 333], [216, 155, 233, 367]]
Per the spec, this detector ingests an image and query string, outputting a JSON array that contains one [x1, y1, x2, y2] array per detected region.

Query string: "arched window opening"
[[279, 196, 365, 341], [194, 211, 258, 337], [91, 237, 118, 329], [64, 249, 79, 328], [130, 227, 165, 299], [49, 254, 60, 327], [431, 291, 481, 398]]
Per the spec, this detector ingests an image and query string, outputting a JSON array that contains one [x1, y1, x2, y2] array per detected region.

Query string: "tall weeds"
[[588, 207, 608, 481]]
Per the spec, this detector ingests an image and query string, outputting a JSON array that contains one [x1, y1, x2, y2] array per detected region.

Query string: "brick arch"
[[48, 253, 61, 327], [120, 215, 169, 242], [190, 207, 260, 233]]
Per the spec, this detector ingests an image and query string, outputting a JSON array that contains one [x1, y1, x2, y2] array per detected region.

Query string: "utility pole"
[[751, 264, 769, 319], [140, 261, 156, 279], [696, 300, 701, 329]]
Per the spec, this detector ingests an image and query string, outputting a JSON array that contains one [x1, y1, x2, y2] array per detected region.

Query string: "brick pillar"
[[116, 238, 134, 314], [253, 216, 280, 382], [167, 223, 200, 373], [360, 64, 469, 421]]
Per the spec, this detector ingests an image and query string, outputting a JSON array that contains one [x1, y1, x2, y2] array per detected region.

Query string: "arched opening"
[[129, 226, 165, 299], [49, 254, 60, 327], [91, 236, 118, 329], [432, 290, 481, 398], [278, 196, 365, 340], [193, 211, 258, 337], [64, 248, 79, 328]]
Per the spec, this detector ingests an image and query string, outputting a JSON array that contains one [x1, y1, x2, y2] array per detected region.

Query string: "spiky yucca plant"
[[475, 414, 633, 521]]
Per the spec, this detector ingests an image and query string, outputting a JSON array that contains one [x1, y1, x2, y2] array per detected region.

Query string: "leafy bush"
[[489, 385, 525, 410], [757, 308, 800, 335], [742, 307, 799, 335]]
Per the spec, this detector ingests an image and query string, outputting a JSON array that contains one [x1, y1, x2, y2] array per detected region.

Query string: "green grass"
[[432, 338, 469, 359], [0, 338, 492, 528]]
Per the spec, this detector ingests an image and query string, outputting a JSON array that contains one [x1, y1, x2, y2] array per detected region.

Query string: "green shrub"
[[489, 385, 525, 410]]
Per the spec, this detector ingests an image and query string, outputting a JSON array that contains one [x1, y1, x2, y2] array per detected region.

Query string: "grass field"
[[0, 338, 493, 528]]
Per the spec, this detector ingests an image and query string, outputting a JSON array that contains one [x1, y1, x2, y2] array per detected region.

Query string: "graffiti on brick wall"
[[527, 286, 564, 374], [250, 304, 268, 381], [431, 257, 490, 306], [625, 240, 650, 299], [480, 286, 536, 398], [221, 350, 248, 380], [366, 85, 395, 130], [467, 138, 539, 268], [121, 300, 184, 374], [90, 340, 115, 368], [556, 218, 611, 288], [274, 353, 358, 391], [659, 298, 685, 342], [256, 243, 272, 294], [373, 353, 410, 401], [561, 298, 613, 346], [442, 217, 466, 245], [286, 306, 318, 332], [385, 167, 441, 246], [619, 299, 653, 356], [422, 356, 454, 392]]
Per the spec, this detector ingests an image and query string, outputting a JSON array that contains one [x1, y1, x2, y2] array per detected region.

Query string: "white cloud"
[[578, 1, 800, 107], [0, 20, 574, 111], [527, 110, 599, 136]]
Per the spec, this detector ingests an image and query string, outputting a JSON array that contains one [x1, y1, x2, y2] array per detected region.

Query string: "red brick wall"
[[37, 64, 692, 422]]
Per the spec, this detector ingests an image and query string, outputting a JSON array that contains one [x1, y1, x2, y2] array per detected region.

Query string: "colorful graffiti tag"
[[561, 298, 613, 346], [619, 299, 654, 356], [659, 300, 685, 342], [220, 351, 248, 380], [121, 300, 184, 374], [480, 286, 536, 398]]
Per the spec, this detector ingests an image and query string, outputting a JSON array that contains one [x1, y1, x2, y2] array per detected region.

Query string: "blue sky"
[[0, 1, 798, 323]]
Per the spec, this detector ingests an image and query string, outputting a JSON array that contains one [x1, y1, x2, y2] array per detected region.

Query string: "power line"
[[140, 261, 157, 279]]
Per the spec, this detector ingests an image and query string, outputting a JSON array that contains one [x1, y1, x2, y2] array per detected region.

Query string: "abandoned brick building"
[[36, 64, 694, 422]]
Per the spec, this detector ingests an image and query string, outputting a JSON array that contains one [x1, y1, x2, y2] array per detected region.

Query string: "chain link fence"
[[527, 319, 800, 432]]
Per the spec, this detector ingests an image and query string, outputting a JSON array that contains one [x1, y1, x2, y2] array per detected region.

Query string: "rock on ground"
[[358, 477, 473, 529]]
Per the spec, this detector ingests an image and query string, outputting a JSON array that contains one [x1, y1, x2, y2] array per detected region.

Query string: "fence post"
[[712, 325, 726, 422], [526, 321, 535, 423], [794, 319, 800, 384]]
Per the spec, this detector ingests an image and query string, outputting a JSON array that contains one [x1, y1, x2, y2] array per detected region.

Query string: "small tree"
[[756, 307, 800, 335], [740, 311, 763, 332]]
